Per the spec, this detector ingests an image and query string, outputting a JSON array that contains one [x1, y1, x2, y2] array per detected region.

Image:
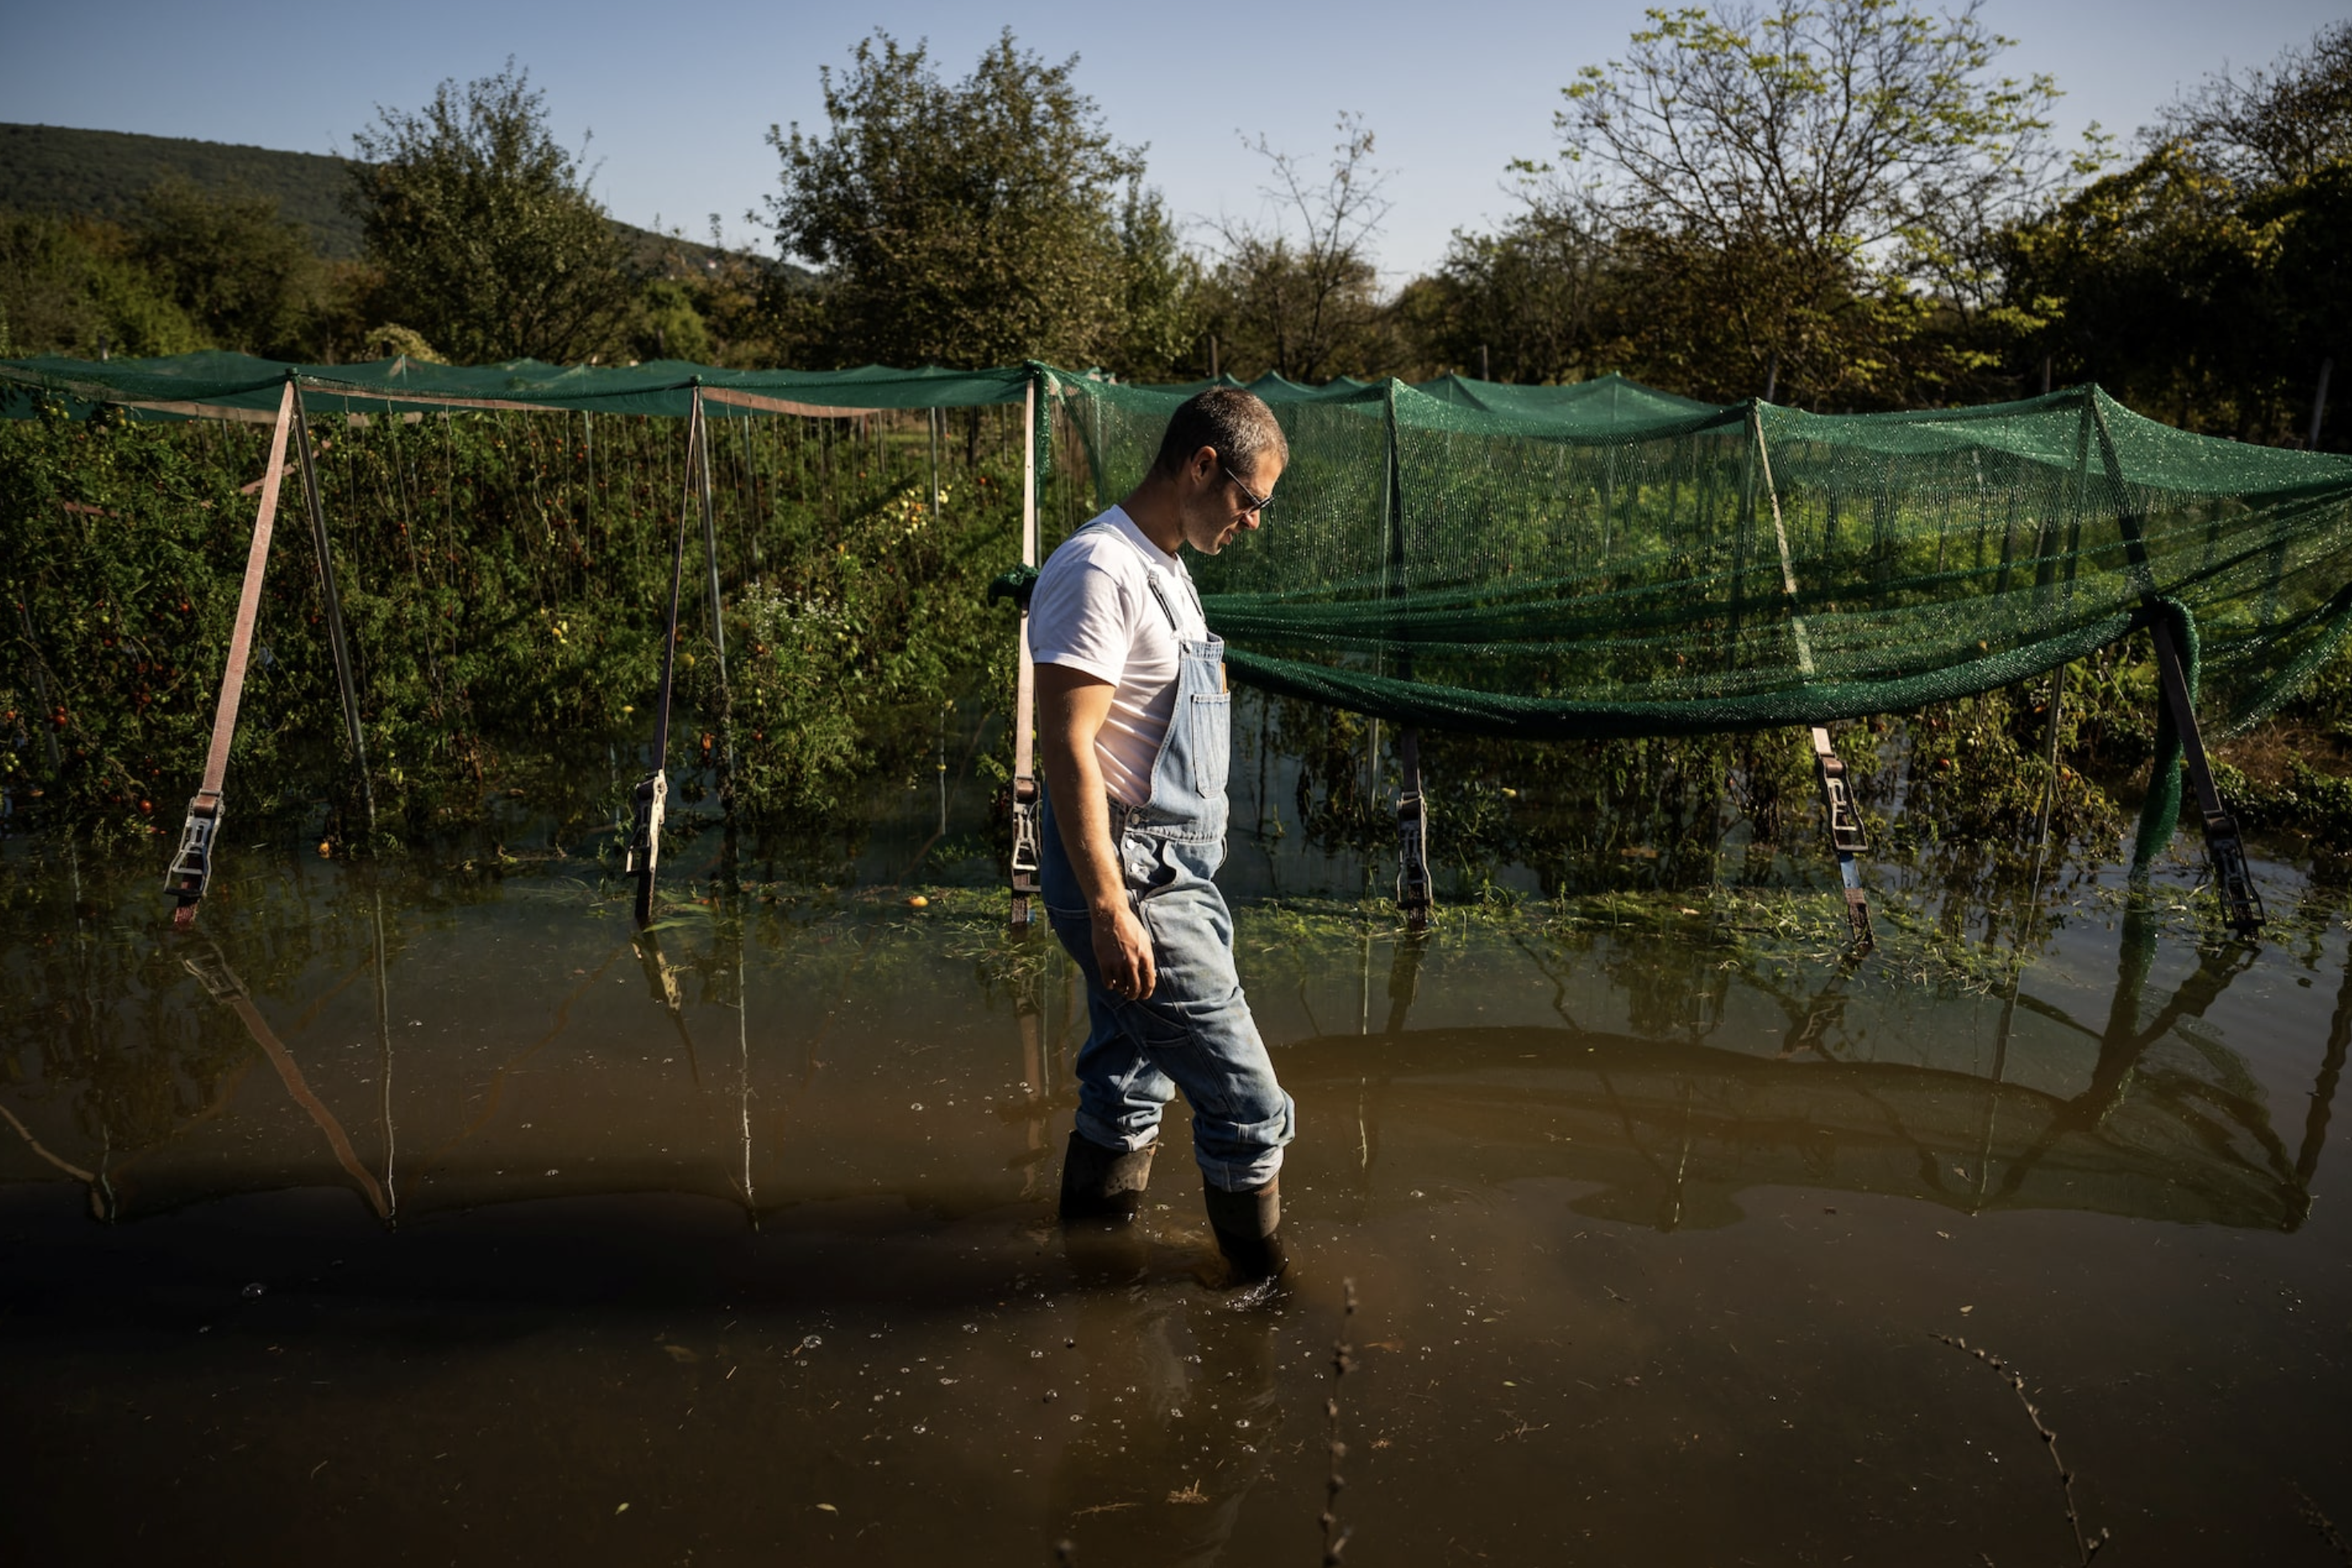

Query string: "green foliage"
[[130, 179, 342, 358], [346, 62, 638, 365], [1111, 185, 1202, 381], [1198, 117, 1392, 382], [0, 210, 206, 358], [766, 30, 1162, 373], [1997, 23, 2351, 444], [629, 278, 715, 365], [1548, 0, 2063, 406], [1399, 196, 1626, 383], [0, 400, 1031, 845]]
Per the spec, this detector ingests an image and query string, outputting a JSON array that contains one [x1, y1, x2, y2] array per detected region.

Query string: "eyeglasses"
[[1219, 461, 1274, 516]]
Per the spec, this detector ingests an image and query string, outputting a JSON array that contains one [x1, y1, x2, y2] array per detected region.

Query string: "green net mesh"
[[1049, 371, 2352, 744], [7, 350, 2350, 750]]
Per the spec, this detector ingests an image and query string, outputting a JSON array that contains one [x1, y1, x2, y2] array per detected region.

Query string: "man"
[[1028, 387, 1294, 1282]]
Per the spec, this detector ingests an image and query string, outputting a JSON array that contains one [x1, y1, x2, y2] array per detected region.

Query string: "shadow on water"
[[5, 834, 2352, 1564]]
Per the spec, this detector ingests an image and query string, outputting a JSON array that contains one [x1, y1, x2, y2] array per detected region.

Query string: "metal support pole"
[[292, 390, 377, 833], [370, 887, 396, 1225], [1383, 382, 1431, 930], [1008, 371, 1044, 928], [628, 405, 696, 927], [690, 386, 735, 803]]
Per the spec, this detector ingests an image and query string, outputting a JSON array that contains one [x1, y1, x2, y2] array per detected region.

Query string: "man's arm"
[[1037, 662, 1156, 1000]]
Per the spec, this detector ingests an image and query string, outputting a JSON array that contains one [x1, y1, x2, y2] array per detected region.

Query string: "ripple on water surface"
[[4, 850, 2350, 1564]]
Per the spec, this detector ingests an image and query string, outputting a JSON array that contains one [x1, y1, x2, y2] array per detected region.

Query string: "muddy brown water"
[[5, 833, 2351, 1566]]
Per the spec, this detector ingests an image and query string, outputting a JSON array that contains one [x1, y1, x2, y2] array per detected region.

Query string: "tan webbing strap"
[[698, 384, 881, 420], [1752, 404, 1873, 952], [1007, 371, 1043, 928], [167, 378, 296, 926], [183, 942, 388, 1219]]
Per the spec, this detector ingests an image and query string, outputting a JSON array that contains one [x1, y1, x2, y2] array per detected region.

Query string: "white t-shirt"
[[1028, 506, 1210, 808]]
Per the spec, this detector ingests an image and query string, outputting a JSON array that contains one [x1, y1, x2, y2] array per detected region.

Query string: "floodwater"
[[6, 816, 2352, 1566]]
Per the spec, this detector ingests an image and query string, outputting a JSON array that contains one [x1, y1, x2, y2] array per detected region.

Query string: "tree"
[[1111, 183, 1202, 381], [346, 62, 637, 364], [1202, 116, 1391, 382], [1401, 187, 1628, 383], [130, 178, 330, 358], [2153, 22, 2352, 187], [766, 30, 1155, 371], [0, 211, 203, 358], [1996, 22, 2350, 443], [1554, 0, 2064, 405]]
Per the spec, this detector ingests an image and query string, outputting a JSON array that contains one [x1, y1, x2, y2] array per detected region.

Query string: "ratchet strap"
[[1810, 725, 1874, 949], [2086, 394, 2264, 936], [1008, 372, 1043, 929], [167, 378, 296, 928], [2148, 604, 2265, 934], [1396, 726, 1431, 932], [1752, 405, 1874, 952]]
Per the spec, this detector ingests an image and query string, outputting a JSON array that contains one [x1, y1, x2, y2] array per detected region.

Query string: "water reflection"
[[10, 848, 2352, 1563], [1050, 1290, 1282, 1566], [0, 852, 2334, 1246]]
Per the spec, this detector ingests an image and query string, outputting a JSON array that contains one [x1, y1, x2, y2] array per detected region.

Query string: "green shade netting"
[[8, 352, 2350, 746], [1046, 370, 2352, 744], [0, 350, 1036, 420]]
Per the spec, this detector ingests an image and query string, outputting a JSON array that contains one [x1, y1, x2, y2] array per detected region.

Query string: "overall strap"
[[1143, 564, 1206, 637], [1143, 571, 1182, 633]]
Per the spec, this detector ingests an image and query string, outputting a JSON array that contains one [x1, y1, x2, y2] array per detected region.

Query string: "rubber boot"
[[1058, 1130, 1156, 1223], [1202, 1176, 1289, 1282]]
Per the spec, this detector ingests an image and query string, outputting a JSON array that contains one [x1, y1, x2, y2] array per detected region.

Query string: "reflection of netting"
[[1056, 373, 2352, 743]]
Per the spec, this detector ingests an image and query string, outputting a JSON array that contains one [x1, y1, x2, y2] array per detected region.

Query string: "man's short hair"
[[1152, 387, 1288, 479]]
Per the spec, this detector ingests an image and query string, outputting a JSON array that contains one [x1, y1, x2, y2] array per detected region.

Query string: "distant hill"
[[2, 122, 362, 254], [0, 122, 790, 280]]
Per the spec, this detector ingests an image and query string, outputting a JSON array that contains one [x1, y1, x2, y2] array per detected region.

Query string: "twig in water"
[[1323, 1279, 1358, 1566], [1932, 1334, 2110, 1565], [2297, 1486, 2352, 1566]]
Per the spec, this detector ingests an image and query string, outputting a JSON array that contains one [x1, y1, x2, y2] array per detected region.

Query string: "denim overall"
[[1040, 554, 1296, 1193]]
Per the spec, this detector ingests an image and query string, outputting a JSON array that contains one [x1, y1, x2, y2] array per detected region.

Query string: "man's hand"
[[1038, 662, 1158, 1001], [1092, 901, 1156, 1002]]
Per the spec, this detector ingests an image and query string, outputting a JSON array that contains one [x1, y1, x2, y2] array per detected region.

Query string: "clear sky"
[[3, 0, 2342, 279]]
